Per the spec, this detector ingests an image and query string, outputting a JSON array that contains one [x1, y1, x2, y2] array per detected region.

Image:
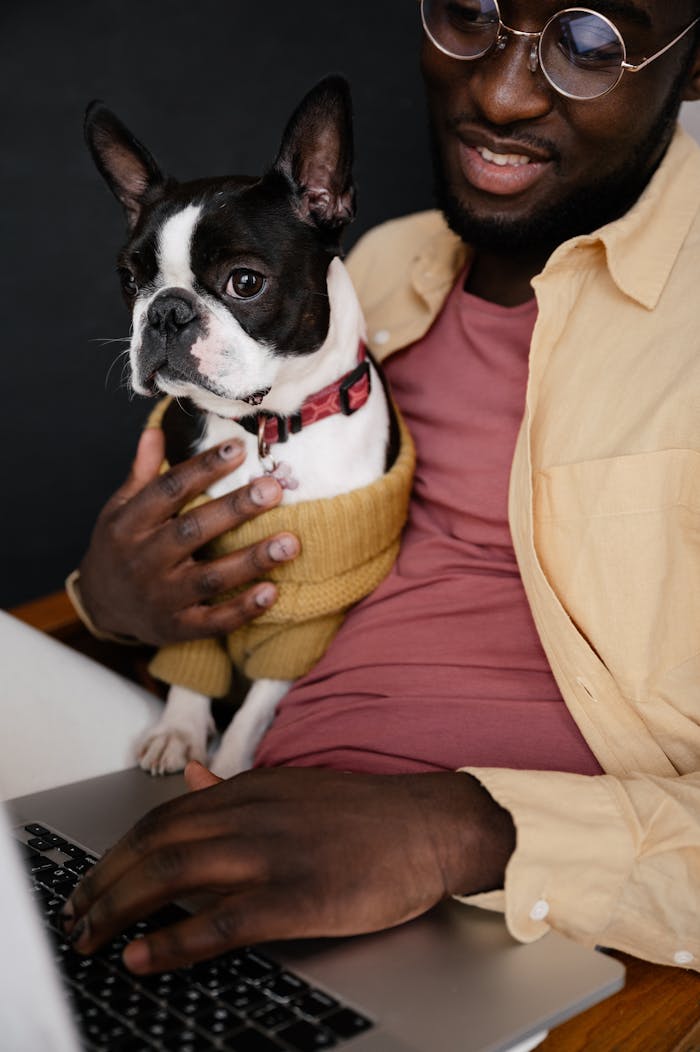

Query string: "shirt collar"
[[540, 126, 700, 311], [410, 225, 469, 309]]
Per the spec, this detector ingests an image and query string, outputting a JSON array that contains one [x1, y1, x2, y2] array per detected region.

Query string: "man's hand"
[[77, 429, 300, 645], [61, 766, 515, 974]]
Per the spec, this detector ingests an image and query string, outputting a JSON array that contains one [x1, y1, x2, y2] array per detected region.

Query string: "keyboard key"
[[108, 1037, 154, 1052], [137, 971, 190, 1001], [60, 842, 88, 860], [230, 949, 279, 983], [294, 990, 339, 1020], [168, 1033, 220, 1052], [29, 857, 56, 875], [139, 1005, 187, 1040], [52, 879, 80, 900], [249, 1002, 298, 1030], [64, 856, 94, 876], [178, 985, 215, 1017], [197, 1002, 245, 1037], [191, 958, 240, 991], [42, 893, 65, 922], [219, 981, 268, 1014], [324, 1008, 373, 1040], [263, 971, 309, 1003], [226, 1027, 285, 1051], [84, 971, 135, 1003], [27, 837, 55, 852], [277, 1020, 337, 1050], [43, 833, 68, 849], [63, 954, 108, 983], [43, 866, 76, 886], [24, 823, 50, 837]]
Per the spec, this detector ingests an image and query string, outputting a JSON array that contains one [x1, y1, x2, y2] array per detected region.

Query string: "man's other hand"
[[62, 767, 515, 973], [77, 429, 300, 645]]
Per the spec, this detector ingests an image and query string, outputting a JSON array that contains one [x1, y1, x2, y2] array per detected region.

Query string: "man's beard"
[[432, 86, 684, 256]]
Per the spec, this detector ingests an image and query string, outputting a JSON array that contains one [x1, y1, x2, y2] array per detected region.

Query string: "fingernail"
[[268, 536, 299, 562], [219, 440, 243, 460], [67, 917, 88, 947], [250, 477, 280, 506], [123, 939, 150, 973], [255, 584, 276, 608]]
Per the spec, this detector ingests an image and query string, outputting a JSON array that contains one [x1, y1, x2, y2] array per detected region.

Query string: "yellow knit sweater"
[[147, 402, 415, 695]]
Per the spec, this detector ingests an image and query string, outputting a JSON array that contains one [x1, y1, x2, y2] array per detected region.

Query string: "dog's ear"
[[272, 75, 355, 231], [84, 102, 164, 231]]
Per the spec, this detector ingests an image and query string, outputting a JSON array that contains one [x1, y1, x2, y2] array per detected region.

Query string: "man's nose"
[[469, 37, 553, 125]]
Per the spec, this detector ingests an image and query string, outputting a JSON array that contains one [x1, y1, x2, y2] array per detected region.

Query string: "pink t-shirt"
[[255, 273, 603, 776]]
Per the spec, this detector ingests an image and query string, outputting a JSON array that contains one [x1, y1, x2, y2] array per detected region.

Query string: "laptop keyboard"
[[15, 823, 374, 1052]]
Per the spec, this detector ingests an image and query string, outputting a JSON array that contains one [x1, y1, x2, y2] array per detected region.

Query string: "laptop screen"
[[0, 805, 80, 1052]]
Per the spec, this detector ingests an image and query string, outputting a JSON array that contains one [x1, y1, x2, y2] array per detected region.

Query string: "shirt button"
[[373, 329, 390, 345], [674, 950, 695, 966], [529, 899, 550, 922]]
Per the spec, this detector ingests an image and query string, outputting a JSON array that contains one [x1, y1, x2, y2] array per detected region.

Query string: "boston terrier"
[[85, 77, 401, 777]]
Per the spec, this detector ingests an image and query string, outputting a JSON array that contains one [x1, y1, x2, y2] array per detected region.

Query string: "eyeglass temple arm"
[[622, 16, 700, 73]]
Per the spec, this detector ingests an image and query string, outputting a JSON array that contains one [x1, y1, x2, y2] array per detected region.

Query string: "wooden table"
[[8, 591, 700, 1052]]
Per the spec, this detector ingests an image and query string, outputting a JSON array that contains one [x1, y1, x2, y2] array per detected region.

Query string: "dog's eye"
[[118, 268, 138, 296], [227, 268, 266, 300]]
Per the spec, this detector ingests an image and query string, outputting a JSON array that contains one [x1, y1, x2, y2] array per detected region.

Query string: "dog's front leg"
[[210, 678, 292, 778], [137, 685, 215, 776]]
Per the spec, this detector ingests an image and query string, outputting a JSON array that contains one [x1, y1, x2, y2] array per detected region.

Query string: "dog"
[[85, 77, 409, 777]]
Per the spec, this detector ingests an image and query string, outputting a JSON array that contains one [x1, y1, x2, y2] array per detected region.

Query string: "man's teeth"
[[477, 146, 531, 167]]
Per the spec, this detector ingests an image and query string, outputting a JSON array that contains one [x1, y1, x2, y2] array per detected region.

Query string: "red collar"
[[236, 342, 370, 450]]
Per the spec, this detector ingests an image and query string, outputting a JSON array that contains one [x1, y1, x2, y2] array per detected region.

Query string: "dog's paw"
[[137, 726, 208, 776]]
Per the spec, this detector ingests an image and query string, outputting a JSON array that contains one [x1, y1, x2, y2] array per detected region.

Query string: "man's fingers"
[[121, 889, 303, 974], [69, 839, 264, 960], [172, 532, 300, 609], [64, 797, 231, 926], [114, 439, 256, 531], [185, 761, 223, 791], [159, 475, 288, 562], [130, 428, 168, 488]]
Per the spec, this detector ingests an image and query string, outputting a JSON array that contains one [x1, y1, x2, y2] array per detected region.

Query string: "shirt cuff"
[[65, 569, 141, 646], [455, 767, 633, 948]]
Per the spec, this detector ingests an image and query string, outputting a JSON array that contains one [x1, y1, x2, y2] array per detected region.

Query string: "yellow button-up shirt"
[[347, 126, 700, 970]]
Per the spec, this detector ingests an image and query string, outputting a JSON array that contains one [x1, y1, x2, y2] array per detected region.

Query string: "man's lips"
[[455, 130, 555, 197]]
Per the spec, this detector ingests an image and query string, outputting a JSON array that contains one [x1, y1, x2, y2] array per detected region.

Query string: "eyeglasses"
[[420, 1, 700, 101]]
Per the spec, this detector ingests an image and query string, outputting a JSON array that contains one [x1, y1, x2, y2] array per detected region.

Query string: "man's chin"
[[438, 188, 565, 256]]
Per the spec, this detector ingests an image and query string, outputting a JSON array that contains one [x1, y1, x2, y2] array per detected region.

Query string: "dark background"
[[2, 1, 433, 608]]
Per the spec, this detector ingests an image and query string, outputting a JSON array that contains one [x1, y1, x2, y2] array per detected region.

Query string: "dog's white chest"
[[200, 372, 388, 504]]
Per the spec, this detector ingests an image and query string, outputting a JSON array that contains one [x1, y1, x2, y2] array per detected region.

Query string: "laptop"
[[3, 766, 625, 1052]]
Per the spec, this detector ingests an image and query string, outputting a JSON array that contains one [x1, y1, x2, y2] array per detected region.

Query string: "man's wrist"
[[444, 772, 516, 897], [65, 569, 140, 646], [408, 772, 516, 899]]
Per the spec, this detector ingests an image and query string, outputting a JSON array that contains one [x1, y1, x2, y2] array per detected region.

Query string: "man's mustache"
[[447, 113, 563, 167]]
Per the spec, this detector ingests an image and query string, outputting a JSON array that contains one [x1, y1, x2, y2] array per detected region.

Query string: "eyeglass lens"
[[421, 1, 626, 99]]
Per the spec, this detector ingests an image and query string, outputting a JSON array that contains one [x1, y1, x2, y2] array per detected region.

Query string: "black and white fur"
[[86, 78, 397, 777]]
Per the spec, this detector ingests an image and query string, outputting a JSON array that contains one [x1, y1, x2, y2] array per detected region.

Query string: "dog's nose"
[[148, 292, 198, 334]]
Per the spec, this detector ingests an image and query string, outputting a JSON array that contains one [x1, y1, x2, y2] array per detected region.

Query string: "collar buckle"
[[339, 359, 371, 416]]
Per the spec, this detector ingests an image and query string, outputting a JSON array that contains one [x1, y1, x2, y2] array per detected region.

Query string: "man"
[[61, 0, 700, 975]]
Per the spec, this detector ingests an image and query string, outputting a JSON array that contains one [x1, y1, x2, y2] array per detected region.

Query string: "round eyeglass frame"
[[419, 0, 700, 101]]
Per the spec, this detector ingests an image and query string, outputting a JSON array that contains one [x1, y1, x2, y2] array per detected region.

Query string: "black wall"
[[2, 1, 433, 608]]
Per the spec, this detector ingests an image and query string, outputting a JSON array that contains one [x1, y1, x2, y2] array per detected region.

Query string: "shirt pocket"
[[533, 450, 700, 715]]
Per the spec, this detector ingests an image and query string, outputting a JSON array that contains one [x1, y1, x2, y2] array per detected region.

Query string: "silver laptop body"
[[6, 767, 624, 1052]]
